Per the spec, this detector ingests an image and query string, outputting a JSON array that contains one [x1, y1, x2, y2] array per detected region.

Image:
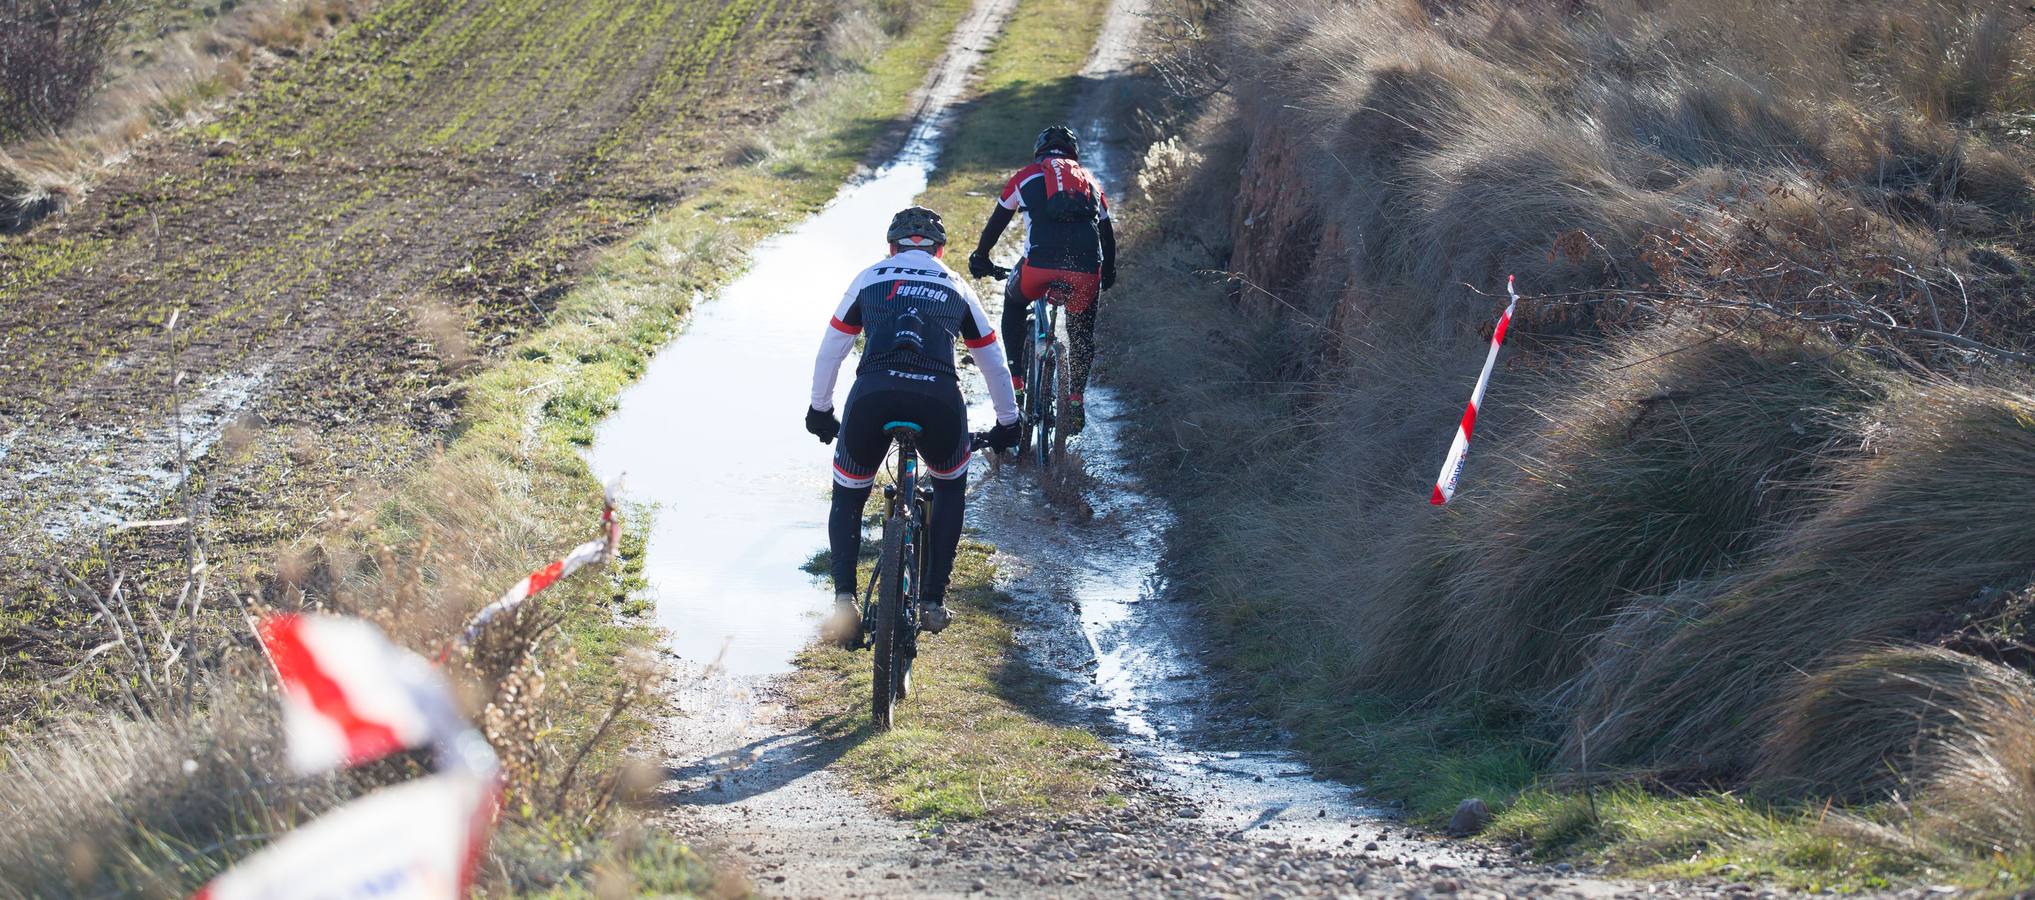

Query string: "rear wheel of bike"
[[870, 515, 907, 731]]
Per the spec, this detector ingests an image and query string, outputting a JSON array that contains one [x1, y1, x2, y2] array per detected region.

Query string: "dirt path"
[[644, 2, 1736, 897]]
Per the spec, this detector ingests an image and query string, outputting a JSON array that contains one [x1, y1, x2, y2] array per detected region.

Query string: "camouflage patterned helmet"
[[886, 205, 947, 247]]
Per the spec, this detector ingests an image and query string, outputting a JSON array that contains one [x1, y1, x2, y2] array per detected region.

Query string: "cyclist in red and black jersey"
[[966, 125, 1117, 433]]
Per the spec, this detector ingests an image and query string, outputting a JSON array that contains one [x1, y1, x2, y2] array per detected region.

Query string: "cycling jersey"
[[810, 248, 1020, 430], [811, 249, 1022, 608], [997, 156, 1111, 272]]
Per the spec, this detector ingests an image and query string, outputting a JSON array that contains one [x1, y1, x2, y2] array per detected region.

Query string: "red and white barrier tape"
[[207, 613, 500, 899], [446, 487, 621, 658], [1431, 275, 1518, 506], [202, 488, 624, 898]]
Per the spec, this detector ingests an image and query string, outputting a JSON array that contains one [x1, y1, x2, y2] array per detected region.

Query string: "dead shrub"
[[0, 0, 136, 142]]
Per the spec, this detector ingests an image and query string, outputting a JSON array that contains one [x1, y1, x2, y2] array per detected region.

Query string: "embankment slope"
[[1108, 0, 2035, 888]]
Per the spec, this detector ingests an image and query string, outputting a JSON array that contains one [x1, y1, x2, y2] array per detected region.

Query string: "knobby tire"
[[871, 515, 907, 731]]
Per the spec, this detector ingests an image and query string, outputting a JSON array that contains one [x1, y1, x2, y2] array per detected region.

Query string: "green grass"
[[791, 542, 1118, 821], [1249, 675, 1954, 891]]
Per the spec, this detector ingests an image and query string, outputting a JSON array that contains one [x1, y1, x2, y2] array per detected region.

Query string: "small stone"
[[1553, 862, 1574, 875], [1448, 798, 1492, 836], [1364, 842, 1380, 852], [969, 878, 988, 892], [1176, 806, 1203, 819]]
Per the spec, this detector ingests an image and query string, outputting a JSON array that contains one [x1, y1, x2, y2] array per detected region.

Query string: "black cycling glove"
[[968, 251, 998, 279], [805, 406, 840, 444], [986, 420, 1021, 453]]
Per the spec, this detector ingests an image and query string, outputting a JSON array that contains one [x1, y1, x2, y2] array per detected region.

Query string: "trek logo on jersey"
[[886, 370, 938, 382], [887, 281, 950, 302], [872, 265, 951, 279]]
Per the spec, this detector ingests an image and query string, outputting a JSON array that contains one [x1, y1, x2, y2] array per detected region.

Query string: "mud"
[[0, 0, 829, 549]]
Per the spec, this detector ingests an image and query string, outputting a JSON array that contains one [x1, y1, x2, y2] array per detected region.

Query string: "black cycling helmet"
[[886, 205, 946, 248], [1034, 125, 1079, 160]]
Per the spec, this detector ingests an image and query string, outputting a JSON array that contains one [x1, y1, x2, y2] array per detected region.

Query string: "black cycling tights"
[[829, 471, 968, 606]]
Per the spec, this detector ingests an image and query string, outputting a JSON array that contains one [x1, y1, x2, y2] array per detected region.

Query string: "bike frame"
[[863, 434, 928, 633]]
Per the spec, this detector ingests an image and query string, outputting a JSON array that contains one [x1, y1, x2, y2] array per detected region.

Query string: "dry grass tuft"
[[1755, 645, 2035, 804], [1562, 381, 2035, 782], [1103, 0, 2035, 878], [412, 300, 476, 371], [1407, 328, 1888, 695]]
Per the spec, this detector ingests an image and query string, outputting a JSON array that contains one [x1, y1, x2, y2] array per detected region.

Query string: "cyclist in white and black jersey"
[[806, 206, 1021, 640]]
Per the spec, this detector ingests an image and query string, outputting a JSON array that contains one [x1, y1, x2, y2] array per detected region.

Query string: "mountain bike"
[[856, 423, 991, 731], [988, 263, 1072, 470]]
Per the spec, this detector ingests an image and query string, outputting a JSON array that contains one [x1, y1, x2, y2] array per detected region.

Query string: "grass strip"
[[792, 542, 1119, 820]]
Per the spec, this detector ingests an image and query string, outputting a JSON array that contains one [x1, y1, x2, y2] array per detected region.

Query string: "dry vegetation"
[[1107, 0, 2035, 885], [2, 0, 372, 231]]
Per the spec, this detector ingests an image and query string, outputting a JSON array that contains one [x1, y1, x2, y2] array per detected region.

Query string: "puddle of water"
[[4, 365, 270, 542], [974, 391, 1396, 843], [588, 164, 934, 676], [589, 0, 1012, 675]]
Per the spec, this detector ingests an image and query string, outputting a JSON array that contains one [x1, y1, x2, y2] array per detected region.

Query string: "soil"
[[0, 0, 832, 718]]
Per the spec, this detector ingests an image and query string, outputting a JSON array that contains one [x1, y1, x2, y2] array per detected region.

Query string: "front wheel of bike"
[[1035, 345, 1057, 471], [1020, 331, 1041, 457], [870, 515, 907, 731]]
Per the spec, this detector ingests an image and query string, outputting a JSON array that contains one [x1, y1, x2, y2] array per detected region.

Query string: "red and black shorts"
[[1012, 261, 1101, 314]]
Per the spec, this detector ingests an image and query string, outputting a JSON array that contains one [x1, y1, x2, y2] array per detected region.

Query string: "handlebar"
[[970, 425, 1020, 455]]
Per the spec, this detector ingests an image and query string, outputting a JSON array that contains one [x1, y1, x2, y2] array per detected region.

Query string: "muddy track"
[[0, 0, 819, 546], [0, 0, 829, 715]]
